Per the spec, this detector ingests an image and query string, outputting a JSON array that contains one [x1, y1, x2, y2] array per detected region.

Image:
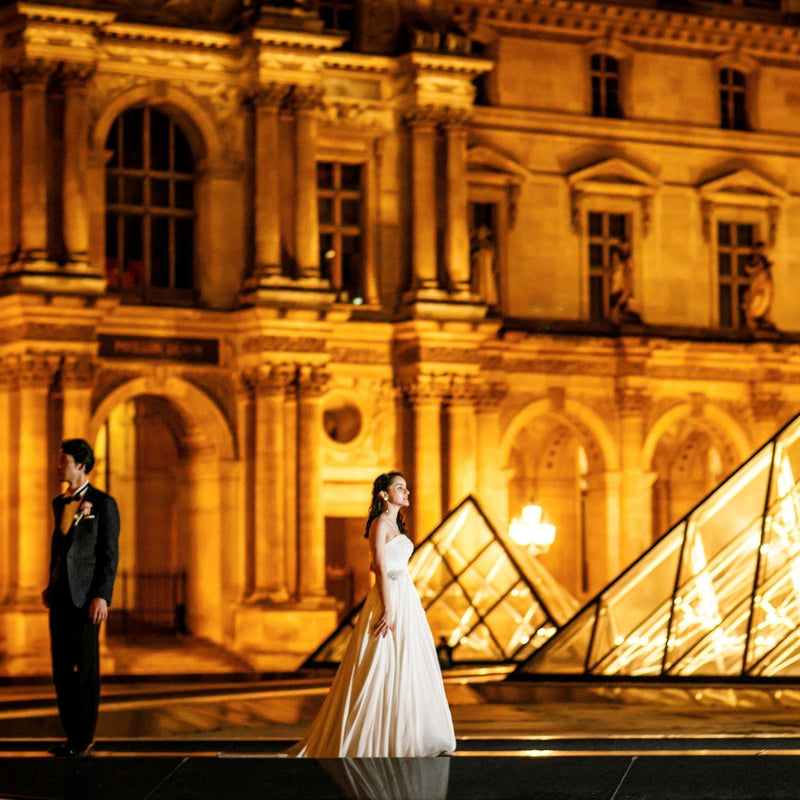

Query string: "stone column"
[[0, 69, 15, 267], [17, 61, 55, 263], [296, 365, 329, 600], [750, 387, 783, 448], [182, 440, 222, 640], [475, 381, 508, 522], [252, 364, 295, 602], [444, 376, 477, 511], [59, 355, 94, 440], [253, 84, 288, 279], [12, 354, 59, 602], [0, 363, 11, 602], [61, 66, 94, 268], [616, 385, 652, 567], [402, 375, 446, 537], [443, 112, 471, 294], [405, 108, 440, 291], [291, 86, 324, 279], [283, 381, 298, 596]]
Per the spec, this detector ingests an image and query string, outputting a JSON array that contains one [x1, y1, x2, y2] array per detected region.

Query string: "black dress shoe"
[[48, 742, 93, 758], [48, 742, 75, 757]]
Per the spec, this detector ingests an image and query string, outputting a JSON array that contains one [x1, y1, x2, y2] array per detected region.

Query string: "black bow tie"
[[62, 494, 84, 503]]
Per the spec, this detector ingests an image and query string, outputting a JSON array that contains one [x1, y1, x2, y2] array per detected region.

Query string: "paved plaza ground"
[[2, 668, 800, 799]]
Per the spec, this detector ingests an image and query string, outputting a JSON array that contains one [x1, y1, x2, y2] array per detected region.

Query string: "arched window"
[[590, 54, 622, 118], [105, 107, 196, 304], [719, 68, 748, 130]]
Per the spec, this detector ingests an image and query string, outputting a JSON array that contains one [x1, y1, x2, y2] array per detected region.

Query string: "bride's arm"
[[369, 518, 394, 638]]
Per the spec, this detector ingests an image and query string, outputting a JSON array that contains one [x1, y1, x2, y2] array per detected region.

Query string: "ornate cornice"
[[454, 0, 800, 62]]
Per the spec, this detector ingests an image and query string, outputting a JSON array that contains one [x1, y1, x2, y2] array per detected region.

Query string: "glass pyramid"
[[517, 413, 800, 678], [305, 496, 577, 667]]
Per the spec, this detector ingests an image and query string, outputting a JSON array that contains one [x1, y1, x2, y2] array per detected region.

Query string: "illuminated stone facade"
[[2, 0, 800, 672]]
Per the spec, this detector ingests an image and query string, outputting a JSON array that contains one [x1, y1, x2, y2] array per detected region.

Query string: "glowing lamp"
[[508, 504, 556, 552]]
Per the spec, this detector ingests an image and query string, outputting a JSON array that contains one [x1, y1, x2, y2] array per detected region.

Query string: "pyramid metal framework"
[[305, 495, 577, 667], [517, 413, 800, 679]]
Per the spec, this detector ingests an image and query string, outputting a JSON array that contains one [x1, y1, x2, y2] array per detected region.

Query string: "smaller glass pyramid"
[[516, 413, 800, 679], [305, 496, 576, 667]]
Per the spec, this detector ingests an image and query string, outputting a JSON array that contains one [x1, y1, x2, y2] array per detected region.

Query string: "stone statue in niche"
[[608, 243, 642, 324], [743, 241, 775, 331], [470, 225, 500, 309]]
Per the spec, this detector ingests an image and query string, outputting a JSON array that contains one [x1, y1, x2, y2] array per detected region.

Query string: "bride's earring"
[[383, 495, 389, 513]]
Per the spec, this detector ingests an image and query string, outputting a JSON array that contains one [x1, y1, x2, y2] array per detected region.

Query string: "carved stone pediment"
[[568, 157, 660, 195], [698, 169, 788, 206], [467, 145, 532, 180], [568, 157, 660, 234], [698, 169, 788, 244]]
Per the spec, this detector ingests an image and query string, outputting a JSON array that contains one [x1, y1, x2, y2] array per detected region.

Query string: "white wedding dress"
[[291, 534, 456, 757]]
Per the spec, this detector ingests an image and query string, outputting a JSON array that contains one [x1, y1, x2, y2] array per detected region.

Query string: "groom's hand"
[[88, 598, 108, 624]]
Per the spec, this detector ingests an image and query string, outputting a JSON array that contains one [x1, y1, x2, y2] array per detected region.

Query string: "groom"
[[42, 438, 120, 757]]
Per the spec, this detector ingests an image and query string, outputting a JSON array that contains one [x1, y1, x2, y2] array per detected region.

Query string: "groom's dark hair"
[[61, 438, 95, 474]]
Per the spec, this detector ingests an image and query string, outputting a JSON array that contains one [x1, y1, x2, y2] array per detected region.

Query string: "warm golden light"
[[508, 504, 556, 552]]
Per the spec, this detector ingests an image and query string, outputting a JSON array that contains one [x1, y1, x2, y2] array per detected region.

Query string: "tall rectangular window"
[[318, 161, 364, 303], [105, 107, 195, 305], [717, 221, 754, 329], [315, 0, 355, 32], [720, 68, 747, 130], [588, 211, 629, 321], [591, 54, 622, 118]]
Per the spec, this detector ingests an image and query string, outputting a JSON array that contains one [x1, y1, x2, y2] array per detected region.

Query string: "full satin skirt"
[[291, 572, 456, 758]]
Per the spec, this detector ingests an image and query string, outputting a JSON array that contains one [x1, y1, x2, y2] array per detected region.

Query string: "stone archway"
[[90, 376, 237, 650], [501, 400, 615, 601], [644, 402, 752, 542]]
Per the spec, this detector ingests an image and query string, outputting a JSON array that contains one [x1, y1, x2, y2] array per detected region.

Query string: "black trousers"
[[48, 601, 100, 749]]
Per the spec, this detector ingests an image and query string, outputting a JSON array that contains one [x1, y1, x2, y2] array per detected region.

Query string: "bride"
[[290, 472, 456, 757]]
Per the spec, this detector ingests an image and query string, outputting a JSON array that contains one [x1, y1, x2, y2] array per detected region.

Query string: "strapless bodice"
[[385, 534, 413, 579]]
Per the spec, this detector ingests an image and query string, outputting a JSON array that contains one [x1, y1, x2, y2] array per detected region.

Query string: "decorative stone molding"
[[58, 63, 95, 89], [243, 335, 326, 355], [475, 380, 508, 409], [750, 386, 784, 422], [251, 82, 290, 109], [615, 385, 651, 416], [252, 363, 296, 396], [296, 364, 330, 397], [698, 168, 787, 245], [402, 104, 447, 130], [9, 352, 61, 389], [399, 373, 452, 403], [0, 67, 18, 91], [452, 0, 800, 63], [285, 84, 325, 113], [468, 145, 532, 228], [13, 59, 57, 86], [59, 354, 95, 389], [568, 157, 660, 236]]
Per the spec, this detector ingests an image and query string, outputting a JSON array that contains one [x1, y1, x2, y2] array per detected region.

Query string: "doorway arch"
[[500, 399, 616, 600], [89, 376, 237, 646]]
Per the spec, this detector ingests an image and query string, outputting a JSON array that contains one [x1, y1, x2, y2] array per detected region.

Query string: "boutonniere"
[[74, 500, 94, 524]]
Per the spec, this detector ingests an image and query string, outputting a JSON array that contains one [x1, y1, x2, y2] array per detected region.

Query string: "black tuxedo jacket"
[[47, 485, 120, 609]]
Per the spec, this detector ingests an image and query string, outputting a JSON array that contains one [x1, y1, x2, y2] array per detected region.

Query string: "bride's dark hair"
[[364, 472, 407, 538]]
